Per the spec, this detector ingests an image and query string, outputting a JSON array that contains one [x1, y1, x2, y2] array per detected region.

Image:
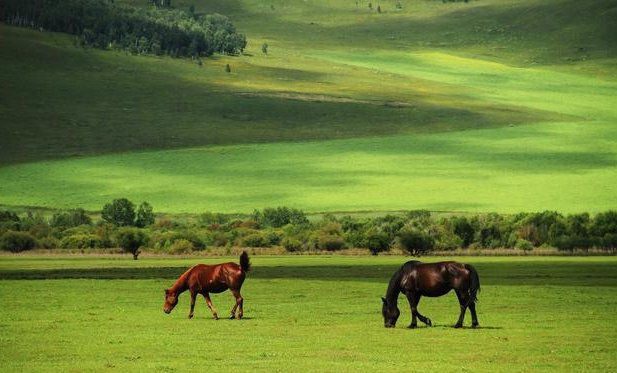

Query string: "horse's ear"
[[381, 297, 387, 305]]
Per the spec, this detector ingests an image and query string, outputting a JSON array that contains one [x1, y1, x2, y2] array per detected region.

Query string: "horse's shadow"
[[405, 324, 503, 330]]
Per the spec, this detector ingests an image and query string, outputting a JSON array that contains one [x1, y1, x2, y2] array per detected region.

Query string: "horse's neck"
[[170, 269, 191, 295], [385, 270, 402, 305]]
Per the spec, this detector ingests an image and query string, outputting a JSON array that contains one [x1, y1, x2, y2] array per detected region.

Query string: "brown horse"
[[382, 260, 480, 328], [163, 251, 251, 319]]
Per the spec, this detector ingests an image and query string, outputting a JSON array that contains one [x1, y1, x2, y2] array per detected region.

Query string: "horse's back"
[[189, 262, 246, 293], [402, 261, 471, 297]]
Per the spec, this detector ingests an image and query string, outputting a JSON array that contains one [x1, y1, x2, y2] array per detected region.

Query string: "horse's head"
[[381, 297, 400, 328], [163, 289, 178, 314]]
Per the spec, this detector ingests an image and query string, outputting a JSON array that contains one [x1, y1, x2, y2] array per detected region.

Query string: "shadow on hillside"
[[1, 262, 615, 286]]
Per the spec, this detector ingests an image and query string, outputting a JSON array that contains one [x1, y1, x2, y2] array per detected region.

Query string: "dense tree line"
[[0, 0, 247, 57], [1, 203, 617, 257]]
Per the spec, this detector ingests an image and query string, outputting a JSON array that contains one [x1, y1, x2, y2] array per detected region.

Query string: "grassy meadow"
[[0, 255, 615, 372], [1, 0, 616, 214]]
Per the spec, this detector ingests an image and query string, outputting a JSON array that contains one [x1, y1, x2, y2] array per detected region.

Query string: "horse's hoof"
[[472, 323, 479, 329], [408, 324, 417, 329], [454, 324, 463, 328], [213, 315, 219, 320], [426, 319, 432, 327], [229, 315, 235, 320]]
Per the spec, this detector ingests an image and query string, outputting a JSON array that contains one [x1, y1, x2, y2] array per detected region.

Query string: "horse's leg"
[[454, 290, 469, 328], [469, 301, 479, 328], [230, 289, 244, 320], [203, 293, 219, 320], [414, 296, 432, 327], [188, 290, 197, 319], [405, 293, 418, 328], [406, 293, 432, 328]]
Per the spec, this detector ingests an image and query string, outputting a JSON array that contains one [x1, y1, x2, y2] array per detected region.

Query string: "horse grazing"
[[381, 260, 480, 329], [163, 251, 251, 320]]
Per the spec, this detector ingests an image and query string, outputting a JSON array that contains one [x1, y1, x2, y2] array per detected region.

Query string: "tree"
[[365, 229, 391, 255], [451, 216, 475, 248], [397, 226, 433, 256], [0, 231, 37, 253], [116, 227, 149, 260], [101, 198, 136, 227], [252, 207, 309, 228], [51, 208, 92, 229], [135, 202, 155, 228]]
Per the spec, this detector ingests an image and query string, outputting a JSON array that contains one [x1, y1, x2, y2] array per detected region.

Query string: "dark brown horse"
[[163, 251, 251, 319], [382, 260, 480, 328]]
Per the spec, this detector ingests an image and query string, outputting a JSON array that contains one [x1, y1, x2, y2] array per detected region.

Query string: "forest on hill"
[[0, 0, 246, 57]]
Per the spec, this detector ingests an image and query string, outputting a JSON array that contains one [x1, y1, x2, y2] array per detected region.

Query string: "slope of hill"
[[0, 0, 615, 213]]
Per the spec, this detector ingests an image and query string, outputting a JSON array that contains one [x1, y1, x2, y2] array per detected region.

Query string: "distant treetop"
[[0, 0, 247, 58]]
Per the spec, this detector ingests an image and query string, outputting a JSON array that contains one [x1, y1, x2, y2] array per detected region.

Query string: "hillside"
[[0, 0, 616, 213]]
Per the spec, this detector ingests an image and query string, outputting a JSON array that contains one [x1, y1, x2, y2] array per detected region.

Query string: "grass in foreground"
[[0, 255, 615, 372]]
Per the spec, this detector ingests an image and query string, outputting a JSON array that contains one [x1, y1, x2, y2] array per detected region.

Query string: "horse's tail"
[[465, 264, 481, 303], [240, 251, 251, 272]]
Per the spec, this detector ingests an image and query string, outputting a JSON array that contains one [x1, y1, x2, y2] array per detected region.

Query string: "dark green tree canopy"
[[101, 198, 136, 227]]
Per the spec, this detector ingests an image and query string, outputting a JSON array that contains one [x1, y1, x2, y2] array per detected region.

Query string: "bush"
[[169, 239, 194, 254], [240, 233, 269, 248], [0, 231, 37, 252], [364, 230, 391, 255], [38, 236, 60, 250], [51, 209, 92, 229], [397, 227, 433, 256], [151, 230, 206, 251], [282, 237, 303, 252], [515, 239, 534, 252], [253, 207, 309, 228], [318, 234, 346, 251], [451, 216, 475, 248], [60, 234, 105, 249]]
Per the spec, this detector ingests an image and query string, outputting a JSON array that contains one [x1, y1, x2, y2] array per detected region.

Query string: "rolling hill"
[[0, 0, 616, 214]]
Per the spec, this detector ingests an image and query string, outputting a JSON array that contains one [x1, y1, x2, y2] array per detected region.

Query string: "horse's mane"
[[385, 260, 422, 304], [169, 265, 199, 294]]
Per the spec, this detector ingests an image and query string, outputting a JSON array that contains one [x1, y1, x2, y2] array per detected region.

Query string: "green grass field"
[[1, 0, 616, 214], [0, 255, 615, 372]]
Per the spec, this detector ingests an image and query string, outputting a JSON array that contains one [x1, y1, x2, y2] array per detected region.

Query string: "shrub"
[[282, 237, 303, 252], [51, 209, 92, 229], [317, 234, 346, 251], [60, 234, 105, 249], [364, 230, 391, 255], [169, 239, 194, 254], [37, 236, 60, 250], [0, 231, 37, 252], [397, 227, 434, 256], [151, 230, 206, 251], [240, 233, 269, 248], [253, 207, 309, 228], [451, 216, 475, 248], [515, 239, 534, 252]]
